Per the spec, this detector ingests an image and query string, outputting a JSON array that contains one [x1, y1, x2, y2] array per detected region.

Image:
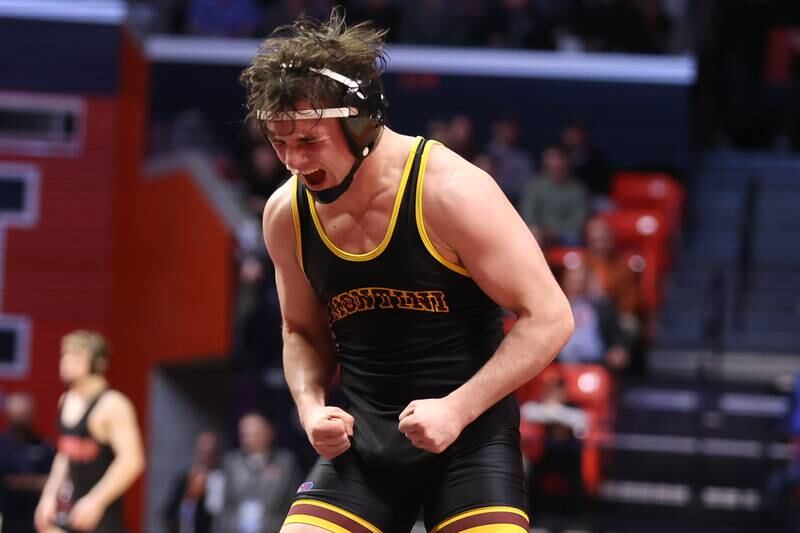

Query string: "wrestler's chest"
[[318, 209, 392, 254]]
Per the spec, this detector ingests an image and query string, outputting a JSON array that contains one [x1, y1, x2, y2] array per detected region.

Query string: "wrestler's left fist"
[[398, 397, 468, 453]]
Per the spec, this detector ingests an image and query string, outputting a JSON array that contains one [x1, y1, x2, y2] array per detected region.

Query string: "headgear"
[[256, 65, 387, 203]]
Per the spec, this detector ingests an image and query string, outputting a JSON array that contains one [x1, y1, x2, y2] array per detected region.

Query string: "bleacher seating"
[[610, 171, 685, 237]]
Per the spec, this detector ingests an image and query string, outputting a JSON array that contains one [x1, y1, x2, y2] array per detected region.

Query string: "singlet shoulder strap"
[[289, 175, 306, 276], [79, 388, 111, 424], [409, 140, 470, 276]]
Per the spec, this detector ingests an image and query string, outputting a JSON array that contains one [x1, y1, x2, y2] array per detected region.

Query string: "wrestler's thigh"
[[283, 451, 419, 533], [424, 427, 529, 532]]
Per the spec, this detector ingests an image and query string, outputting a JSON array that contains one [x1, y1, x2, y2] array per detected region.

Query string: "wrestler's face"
[[59, 343, 93, 386], [263, 101, 356, 193]]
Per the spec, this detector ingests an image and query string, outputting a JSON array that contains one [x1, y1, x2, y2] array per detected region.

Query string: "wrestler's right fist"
[[302, 406, 354, 460]]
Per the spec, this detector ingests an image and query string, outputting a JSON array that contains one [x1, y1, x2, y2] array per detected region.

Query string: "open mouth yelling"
[[301, 168, 326, 188]]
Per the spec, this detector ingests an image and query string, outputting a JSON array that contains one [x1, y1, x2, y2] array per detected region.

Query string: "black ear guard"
[[336, 74, 387, 159], [91, 353, 107, 374]]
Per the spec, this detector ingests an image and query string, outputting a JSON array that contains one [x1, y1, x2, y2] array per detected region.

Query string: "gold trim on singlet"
[[415, 141, 470, 277], [289, 175, 305, 276], [430, 506, 530, 533], [459, 525, 528, 533], [305, 136, 424, 262], [286, 499, 383, 533]]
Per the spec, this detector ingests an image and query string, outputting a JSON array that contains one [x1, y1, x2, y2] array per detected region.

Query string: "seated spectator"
[[583, 216, 643, 342], [215, 412, 302, 533], [447, 114, 477, 160], [525, 373, 586, 516], [559, 264, 630, 371], [518, 145, 589, 246], [0, 392, 54, 533], [520, 386, 588, 440], [487, 116, 536, 206], [561, 120, 612, 208], [426, 119, 451, 145], [163, 431, 224, 533]]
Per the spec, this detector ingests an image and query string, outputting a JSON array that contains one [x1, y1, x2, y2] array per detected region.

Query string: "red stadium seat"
[[516, 363, 615, 497], [545, 246, 585, 270], [611, 172, 685, 237], [599, 209, 668, 311], [561, 364, 614, 496]]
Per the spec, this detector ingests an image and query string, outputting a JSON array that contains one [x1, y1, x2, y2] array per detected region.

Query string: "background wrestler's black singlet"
[[57, 390, 124, 533], [294, 137, 519, 467]]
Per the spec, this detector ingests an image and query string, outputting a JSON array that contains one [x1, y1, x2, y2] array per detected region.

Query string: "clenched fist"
[[398, 397, 468, 453], [69, 493, 106, 532], [302, 406, 355, 460]]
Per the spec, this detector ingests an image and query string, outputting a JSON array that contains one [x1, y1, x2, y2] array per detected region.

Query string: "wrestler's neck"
[[70, 374, 108, 398], [325, 127, 408, 213]]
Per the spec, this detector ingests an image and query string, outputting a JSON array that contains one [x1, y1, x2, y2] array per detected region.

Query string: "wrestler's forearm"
[[282, 326, 338, 421], [87, 450, 144, 507], [40, 453, 68, 500], [447, 310, 573, 426]]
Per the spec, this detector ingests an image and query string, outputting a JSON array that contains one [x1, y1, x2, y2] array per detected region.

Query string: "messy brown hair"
[[240, 8, 388, 121]]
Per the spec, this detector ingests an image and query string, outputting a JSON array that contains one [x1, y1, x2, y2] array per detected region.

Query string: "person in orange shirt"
[[583, 217, 643, 361]]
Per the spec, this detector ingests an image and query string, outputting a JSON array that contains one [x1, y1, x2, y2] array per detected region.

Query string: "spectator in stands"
[[561, 120, 612, 208], [524, 372, 586, 516], [426, 119, 451, 145], [583, 216, 643, 344], [214, 412, 302, 533], [164, 431, 224, 533], [558, 263, 631, 371], [0, 392, 54, 533], [488, 116, 536, 207], [519, 145, 589, 246], [446, 114, 477, 160]]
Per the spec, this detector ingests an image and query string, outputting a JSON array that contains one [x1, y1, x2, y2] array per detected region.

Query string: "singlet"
[[57, 389, 124, 532], [293, 137, 519, 465]]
